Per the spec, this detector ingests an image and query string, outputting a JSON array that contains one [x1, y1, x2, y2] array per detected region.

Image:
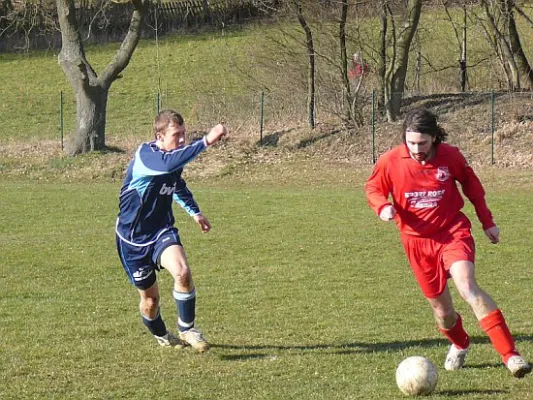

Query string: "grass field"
[[1, 4, 533, 399], [1, 164, 533, 399], [0, 26, 263, 141]]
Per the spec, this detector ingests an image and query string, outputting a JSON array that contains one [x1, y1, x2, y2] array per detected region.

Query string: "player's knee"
[[140, 295, 160, 312], [433, 307, 455, 326], [176, 273, 193, 289], [173, 266, 193, 288], [458, 283, 483, 305]]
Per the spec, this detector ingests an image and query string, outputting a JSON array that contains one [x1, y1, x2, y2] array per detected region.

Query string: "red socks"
[[439, 310, 519, 363], [439, 313, 470, 349], [479, 309, 518, 363]]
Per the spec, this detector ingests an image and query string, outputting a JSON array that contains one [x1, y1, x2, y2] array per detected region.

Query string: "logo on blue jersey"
[[160, 183, 177, 196]]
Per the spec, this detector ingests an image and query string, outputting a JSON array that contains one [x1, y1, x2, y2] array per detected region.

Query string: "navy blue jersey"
[[116, 138, 207, 246]]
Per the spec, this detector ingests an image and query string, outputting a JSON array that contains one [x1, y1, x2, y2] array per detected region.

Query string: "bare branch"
[[514, 4, 533, 27], [441, 0, 462, 49], [99, 0, 149, 86]]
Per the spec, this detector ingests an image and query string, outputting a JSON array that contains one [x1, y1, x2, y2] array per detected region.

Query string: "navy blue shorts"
[[116, 228, 182, 290]]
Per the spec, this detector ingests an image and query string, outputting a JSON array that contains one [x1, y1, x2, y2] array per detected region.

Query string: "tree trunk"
[[384, 0, 423, 122], [293, 1, 315, 129], [71, 86, 109, 153], [339, 0, 353, 125], [378, 3, 387, 114], [443, 1, 468, 91], [481, 0, 520, 89], [507, 1, 533, 89], [202, 0, 212, 23], [56, 0, 148, 155], [414, 31, 421, 92], [460, 4, 467, 92]]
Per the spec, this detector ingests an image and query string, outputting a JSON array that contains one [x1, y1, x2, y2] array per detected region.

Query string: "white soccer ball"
[[395, 356, 438, 396]]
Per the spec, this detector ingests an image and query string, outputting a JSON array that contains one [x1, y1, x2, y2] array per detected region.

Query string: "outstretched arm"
[[134, 139, 208, 176], [205, 123, 228, 145], [134, 123, 229, 177]]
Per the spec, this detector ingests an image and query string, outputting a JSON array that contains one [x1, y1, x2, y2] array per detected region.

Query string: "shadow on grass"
[[256, 128, 341, 149], [101, 145, 126, 154], [257, 128, 295, 147], [401, 92, 502, 115], [214, 334, 533, 361], [437, 389, 508, 396], [220, 353, 273, 361], [462, 362, 502, 370], [296, 129, 341, 149]]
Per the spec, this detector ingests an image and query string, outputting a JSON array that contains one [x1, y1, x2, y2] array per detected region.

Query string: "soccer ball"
[[395, 356, 438, 396]]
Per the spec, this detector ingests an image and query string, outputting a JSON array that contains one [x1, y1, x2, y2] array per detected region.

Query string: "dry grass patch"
[[2, 93, 532, 183]]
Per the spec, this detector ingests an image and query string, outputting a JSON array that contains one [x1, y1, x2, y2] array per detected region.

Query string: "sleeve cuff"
[[377, 203, 392, 216], [482, 221, 495, 230]]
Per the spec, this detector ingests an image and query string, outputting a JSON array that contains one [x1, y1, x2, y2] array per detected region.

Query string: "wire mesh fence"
[[370, 90, 533, 166], [2, 88, 531, 165]]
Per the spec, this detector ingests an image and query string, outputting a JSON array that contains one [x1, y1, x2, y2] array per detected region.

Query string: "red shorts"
[[400, 218, 475, 299]]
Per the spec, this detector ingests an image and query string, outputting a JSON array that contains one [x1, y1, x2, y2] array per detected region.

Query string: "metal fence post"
[[372, 89, 376, 164], [260, 91, 264, 145], [491, 89, 495, 165], [59, 91, 64, 151]]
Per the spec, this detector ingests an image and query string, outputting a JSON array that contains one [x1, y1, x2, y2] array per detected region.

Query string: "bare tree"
[[442, 0, 469, 91], [201, 0, 212, 23], [377, 2, 387, 113], [0, 1, 58, 52], [339, 0, 364, 127], [506, 0, 533, 88], [514, 3, 533, 28], [57, 0, 149, 155], [291, 0, 368, 128], [0, 0, 12, 14], [339, 0, 351, 122], [19, 3, 39, 51], [476, 0, 532, 90], [382, 0, 423, 121], [290, 0, 315, 128]]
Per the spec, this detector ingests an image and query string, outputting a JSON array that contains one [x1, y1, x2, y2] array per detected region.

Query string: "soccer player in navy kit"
[[116, 109, 227, 351]]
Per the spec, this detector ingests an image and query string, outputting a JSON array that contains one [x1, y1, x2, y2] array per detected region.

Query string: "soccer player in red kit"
[[365, 108, 531, 378]]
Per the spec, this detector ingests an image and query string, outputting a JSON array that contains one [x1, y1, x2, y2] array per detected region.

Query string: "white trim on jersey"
[[115, 218, 170, 247]]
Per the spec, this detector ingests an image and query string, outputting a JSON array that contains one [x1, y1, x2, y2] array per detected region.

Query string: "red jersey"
[[365, 143, 494, 237]]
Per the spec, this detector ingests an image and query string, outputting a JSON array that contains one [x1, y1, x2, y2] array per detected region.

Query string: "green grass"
[[1, 7, 533, 397], [0, 26, 268, 141], [1, 169, 533, 399]]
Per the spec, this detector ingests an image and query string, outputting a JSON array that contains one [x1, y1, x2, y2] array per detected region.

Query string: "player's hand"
[[379, 205, 396, 221], [205, 123, 228, 145], [484, 225, 500, 244], [193, 214, 211, 233]]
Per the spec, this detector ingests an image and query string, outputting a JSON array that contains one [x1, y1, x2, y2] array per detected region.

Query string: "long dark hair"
[[402, 108, 447, 145]]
